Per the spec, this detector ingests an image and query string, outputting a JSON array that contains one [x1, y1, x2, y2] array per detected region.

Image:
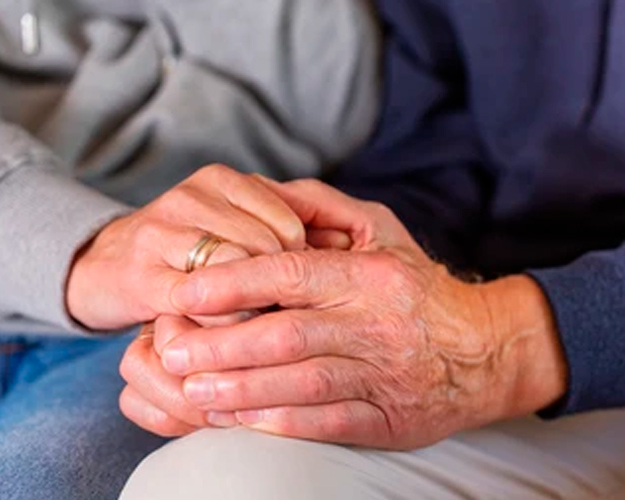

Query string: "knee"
[[120, 428, 361, 500]]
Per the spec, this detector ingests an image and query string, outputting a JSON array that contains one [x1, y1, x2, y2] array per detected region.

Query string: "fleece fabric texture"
[[0, 0, 380, 334]]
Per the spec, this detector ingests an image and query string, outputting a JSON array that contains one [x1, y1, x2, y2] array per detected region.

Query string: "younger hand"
[[66, 165, 306, 330]]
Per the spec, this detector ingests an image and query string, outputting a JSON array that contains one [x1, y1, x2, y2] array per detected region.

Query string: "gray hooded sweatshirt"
[[0, 0, 380, 335]]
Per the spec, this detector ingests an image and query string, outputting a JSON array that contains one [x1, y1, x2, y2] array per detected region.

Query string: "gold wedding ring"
[[185, 234, 223, 273]]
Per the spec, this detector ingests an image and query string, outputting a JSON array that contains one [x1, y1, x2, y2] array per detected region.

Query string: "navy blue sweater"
[[332, 0, 625, 415]]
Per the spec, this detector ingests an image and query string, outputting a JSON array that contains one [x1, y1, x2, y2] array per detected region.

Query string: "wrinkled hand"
[[66, 165, 307, 330], [115, 175, 351, 436], [155, 180, 566, 449]]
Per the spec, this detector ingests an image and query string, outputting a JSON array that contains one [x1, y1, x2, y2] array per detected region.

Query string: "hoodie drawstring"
[[20, 0, 40, 55]]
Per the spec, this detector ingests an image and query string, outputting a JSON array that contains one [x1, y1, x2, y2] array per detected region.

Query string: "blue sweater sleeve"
[[529, 248, 625, 416]]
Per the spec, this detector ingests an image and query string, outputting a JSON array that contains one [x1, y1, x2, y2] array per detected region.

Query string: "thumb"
[[164, 240, 256, 317], [168, 250, 359, 316]]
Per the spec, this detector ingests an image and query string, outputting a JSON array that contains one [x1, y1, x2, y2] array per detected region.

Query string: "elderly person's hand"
[[155, 179, 568, 450], [65, 164, 307, 331]]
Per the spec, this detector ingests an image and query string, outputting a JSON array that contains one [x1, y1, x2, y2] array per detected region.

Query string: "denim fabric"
[[0, 335, 168, 500], [0, 338, 29, 397]]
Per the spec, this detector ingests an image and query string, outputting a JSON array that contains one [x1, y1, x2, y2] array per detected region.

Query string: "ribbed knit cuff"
[[528, 248, 625, 417], [0, 166, 131, 334]]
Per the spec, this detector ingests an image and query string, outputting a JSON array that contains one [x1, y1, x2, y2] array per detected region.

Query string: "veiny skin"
[[119, 179, 567, 450]]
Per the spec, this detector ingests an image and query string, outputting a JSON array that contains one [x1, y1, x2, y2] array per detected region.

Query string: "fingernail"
[[171, 280, 201, 311], [207, 411, 237, 428], [185, 377, 215, 405], [162, 345, 190, 374], [236, 410, 264, 426]]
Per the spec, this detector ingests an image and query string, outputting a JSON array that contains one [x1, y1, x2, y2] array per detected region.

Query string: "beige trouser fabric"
[[120, 410, 625, 500]]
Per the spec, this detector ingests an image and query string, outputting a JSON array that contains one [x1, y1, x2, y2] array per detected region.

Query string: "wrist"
[[65, 234, 98, 328], [479, 275, 568, 419], [65, 214, 131, 330]]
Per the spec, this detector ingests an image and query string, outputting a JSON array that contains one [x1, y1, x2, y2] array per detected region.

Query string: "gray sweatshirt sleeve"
[[0, 123, 131, 334]]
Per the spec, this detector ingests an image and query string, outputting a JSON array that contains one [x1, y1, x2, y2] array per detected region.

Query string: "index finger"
[[188, 166, 307, 252], [253, 176, 415, 250], [252, 176, 366, 234], [170, 250, 363, 315], [160, 308, 352, 375]]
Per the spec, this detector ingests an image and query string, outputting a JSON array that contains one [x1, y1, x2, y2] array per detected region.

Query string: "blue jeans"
[[0, 334, 168, 500]]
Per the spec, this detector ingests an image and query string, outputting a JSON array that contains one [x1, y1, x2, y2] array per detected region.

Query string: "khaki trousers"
[[121, 410, 625, 500]]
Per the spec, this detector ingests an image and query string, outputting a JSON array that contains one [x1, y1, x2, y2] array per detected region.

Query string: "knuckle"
[[305, 366, 334, 401], [118, 386, 186, 437], [324, 406, 356, 439], [372, 249, 403, 271], [119, 347, 140, 383], [275, 315, 308, 361], [360, 374, 380, 402], [132, 218, 163, 248], [118, 387, 132, 416], [153, 184, 192, 212], [275, 252, 312, 296], [194, 164, 238, 189], [365, 201, 394, 219], [147, 411, 179, 437], [118, 355, 131, 382], [195, 164, 224, 181], [294, 178, 323, 191], [205, 163, 230, 177], [204, 341, 225, 370], [368, 252, 412, 290]]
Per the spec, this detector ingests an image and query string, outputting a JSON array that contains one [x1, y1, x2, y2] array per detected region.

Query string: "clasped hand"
[[106, 167, 566, 450]]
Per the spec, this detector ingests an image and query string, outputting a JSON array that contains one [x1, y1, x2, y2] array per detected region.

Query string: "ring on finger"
[[186, 233, 223, 273]]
